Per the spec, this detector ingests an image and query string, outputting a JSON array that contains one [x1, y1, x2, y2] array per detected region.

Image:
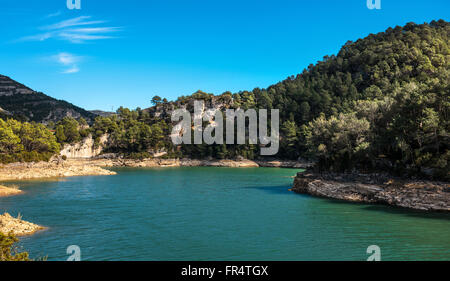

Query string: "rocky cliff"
[[60, 134, 108, 159], [292, 172, 450, 212]]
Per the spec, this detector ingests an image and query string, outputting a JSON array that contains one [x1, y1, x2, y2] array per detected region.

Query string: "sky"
[[0, 0, 448, 111]]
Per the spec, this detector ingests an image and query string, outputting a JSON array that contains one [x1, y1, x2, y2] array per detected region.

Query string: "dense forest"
[[0, 20, 448, 180], [0, 118, 59, 163]]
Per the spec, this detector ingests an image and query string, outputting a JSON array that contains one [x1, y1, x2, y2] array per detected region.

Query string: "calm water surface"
[[0, 167, 449, 261]]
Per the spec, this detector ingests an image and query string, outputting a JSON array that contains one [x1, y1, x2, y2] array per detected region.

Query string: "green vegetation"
[[300, 20, 449, 179], [91, 107, 173, 155], [0, 232, 30, 261], [54, 117, 89, 144], [0, 119, 60, 163], [0, 20, 448, 180], [0, 91, 97, 124], [151, 95, 163, 106], [91, 20, 448, 179]]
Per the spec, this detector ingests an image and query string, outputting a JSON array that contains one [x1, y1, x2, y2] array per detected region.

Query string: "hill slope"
[[0, 75, 97, 123], [92, 20, 448, 178]]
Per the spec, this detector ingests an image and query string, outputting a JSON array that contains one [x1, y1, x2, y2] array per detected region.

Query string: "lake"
[[1, 167, 449, 261]]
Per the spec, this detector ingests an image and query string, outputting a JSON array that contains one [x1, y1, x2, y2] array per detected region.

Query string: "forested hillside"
[[0, 75, 98, 123], [90, 20, 448, 178], [0, 20, 448, 179]]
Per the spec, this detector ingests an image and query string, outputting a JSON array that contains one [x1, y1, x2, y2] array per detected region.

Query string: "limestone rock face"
[[60, 134, 108, 159], [292, 172, 450, 212]]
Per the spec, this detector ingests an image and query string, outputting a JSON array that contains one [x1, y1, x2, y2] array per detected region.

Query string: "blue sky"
[[0, 0, 448, 111]]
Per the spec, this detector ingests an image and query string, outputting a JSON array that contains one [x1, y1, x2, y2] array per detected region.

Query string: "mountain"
[[0, 75, 98, 123]]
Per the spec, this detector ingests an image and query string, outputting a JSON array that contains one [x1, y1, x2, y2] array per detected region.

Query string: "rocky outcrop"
[[292, 172, 450, 212], [145, 93, 234, 120], [0, 213, 45, 236], [89, 110, 115, 117], [60, 134, 108, 159], [0, 106, 11, 116], [0, 161, 116, 181], [0, 185, 22, 197], [256, 160, 314, 169]]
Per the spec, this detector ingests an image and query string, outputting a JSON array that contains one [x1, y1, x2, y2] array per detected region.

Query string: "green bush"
[[0, 232, 30, 261]]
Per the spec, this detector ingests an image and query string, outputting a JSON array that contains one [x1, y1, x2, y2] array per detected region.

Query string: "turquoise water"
[[0, 167, 449, 261]]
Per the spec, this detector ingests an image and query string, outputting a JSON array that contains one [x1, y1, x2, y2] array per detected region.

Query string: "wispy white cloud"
[[18, 15, 121, 44], [55, 52, 80, 65], [59, 33, 116, 43], [62, 65, 80, 74], [42, 16, 106, 30], [21, 32, 53, 42], [43, 11, 62, 19], [52, 52, 83, 74], [66, 27, 122, 33]]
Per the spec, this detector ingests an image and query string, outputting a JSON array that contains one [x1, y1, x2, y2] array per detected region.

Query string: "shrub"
[[0, 232, 30, 261]]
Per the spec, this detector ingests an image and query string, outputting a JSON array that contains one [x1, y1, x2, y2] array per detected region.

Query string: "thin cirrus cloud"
[[19, 15, 122, 44], [52, 52, 83, 74], [43, 11, 62, 19]]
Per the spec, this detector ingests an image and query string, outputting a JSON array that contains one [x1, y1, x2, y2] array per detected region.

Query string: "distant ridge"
[[0, 75, 98, 123], [89, 110, 116, 117]]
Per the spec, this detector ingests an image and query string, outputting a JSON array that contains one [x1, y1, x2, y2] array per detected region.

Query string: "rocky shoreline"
[[0, 161, 117, 182], [292, 172, 450, 212], [0, 213, 45, 236], [0, 157, 310, 191], [0, 158, 312, 183], [88, 157, 314, 169], [0, 185, 23, 197]]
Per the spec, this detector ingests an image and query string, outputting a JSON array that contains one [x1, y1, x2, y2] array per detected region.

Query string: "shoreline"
[[1, 159, 448, 237], [90, 158, 314, 169], [0, 185, 23, 197], [0, 158, 310, 236], [292, 172, 450, 212], [0, 158, 312, 182], [0, 160, 117, 182], [0, 213, 45, 236]]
